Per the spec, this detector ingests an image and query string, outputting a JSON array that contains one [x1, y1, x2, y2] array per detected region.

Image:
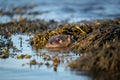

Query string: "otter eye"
[[56, 38, 61, 41]]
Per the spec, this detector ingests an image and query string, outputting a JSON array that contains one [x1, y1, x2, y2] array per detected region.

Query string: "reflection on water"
[[45, 47, 70, 53]]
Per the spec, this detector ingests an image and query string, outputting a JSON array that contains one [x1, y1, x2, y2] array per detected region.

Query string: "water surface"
[[0, 0, 120, 23], [0, 34, 91, 80], [0, 0, 120, 80]]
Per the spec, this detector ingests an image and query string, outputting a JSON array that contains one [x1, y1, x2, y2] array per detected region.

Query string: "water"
[[0, 0, 120, 80], [0, 0, 120, 23], [0, 34, 91, 80]]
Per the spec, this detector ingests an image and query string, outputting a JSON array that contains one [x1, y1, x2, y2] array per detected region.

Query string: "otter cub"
[[45, 35, 73, 48]]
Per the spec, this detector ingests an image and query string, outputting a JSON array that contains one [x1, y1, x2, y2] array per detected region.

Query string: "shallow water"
[[0, 34, 92, 80]]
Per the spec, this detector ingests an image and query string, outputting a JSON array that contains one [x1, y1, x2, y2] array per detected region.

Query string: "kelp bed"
[[67, 18, 120, 72], [30, 23, 90, 49], [30, 18, 120, 72], [0, 18, 120, 72]]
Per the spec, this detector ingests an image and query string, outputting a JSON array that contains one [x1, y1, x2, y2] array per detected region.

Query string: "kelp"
[[68, 41, 120, 71], [1, 16, 120, 72], [71, 24, 120, 53], [67, 18, 120, 71], [30, 24, 90, 49]]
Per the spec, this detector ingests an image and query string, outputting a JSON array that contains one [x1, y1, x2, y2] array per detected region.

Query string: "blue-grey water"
[[0, 0, 120, 23], [0, 34, 91, 80], [0, 0, 120, 80]]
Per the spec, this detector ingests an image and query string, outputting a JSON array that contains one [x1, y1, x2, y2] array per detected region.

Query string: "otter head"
[[45, 35, 72, 48]]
